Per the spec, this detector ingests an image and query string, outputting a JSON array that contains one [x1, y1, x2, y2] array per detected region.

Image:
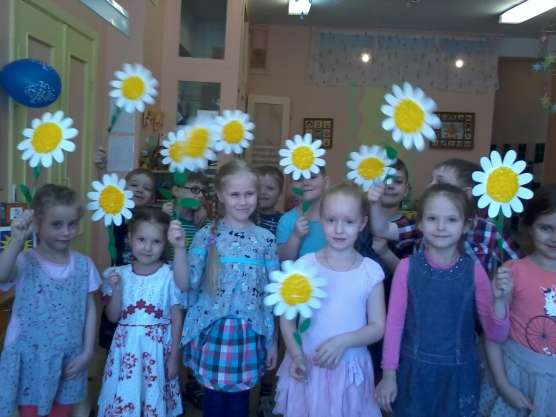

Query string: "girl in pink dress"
[[274, 182, 386, 417]]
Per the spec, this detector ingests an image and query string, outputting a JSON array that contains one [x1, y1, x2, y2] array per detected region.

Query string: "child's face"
[[258, 174, 282, 211], [381, 170, 409, 208], [129, 221, 166, 266], [127, 173, 155, 207], [217, 173, 258, 224], [418, 194, 468, 251], [295, 173, 328, 203], [531, 211, 556, 262], [172, 180, 206, 204], [321, 193, 367, 252], [35, 204, 80, 253]]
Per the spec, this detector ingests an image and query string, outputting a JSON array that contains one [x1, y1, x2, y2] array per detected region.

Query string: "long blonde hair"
[[205, 159, 259, 294]]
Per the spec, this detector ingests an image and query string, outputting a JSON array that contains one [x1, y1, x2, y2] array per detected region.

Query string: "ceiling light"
[[499, 0, 556, 24], [361, 52, 371, 63], [289, 0, 311, 16], [455, 59, 464, 68]]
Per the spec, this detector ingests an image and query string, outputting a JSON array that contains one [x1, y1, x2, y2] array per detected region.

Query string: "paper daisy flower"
[[472, 150, 534, 218], [346, 145, 396, 191], [160, 122, 217, 173], [264, 259, 327, 320], [18, 111, 78, 168], [279, 134, 326, 180], [109, 63, 158, 113], [87, 174, 135, 226], [212, 110, 255, 154], [380, 82, 441, 151]]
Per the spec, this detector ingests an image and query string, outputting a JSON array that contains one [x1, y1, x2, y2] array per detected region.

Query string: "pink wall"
[[248, 25, 496, 199]]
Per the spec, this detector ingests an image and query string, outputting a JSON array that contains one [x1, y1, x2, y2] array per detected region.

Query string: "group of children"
[[0, 152, 554, 417]]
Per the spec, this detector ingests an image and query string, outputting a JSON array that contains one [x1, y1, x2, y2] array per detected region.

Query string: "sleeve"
[[381, 258, 410, 370], [0, 253, 26, 292], [276, 211, 294, 245], [363, 258, 385, 296], [474, 261, 510, 343], [87, 258, 102, 292], [187, 225, 210, 290], [500, 229, 525, 261], [167, 267, 182, 307]]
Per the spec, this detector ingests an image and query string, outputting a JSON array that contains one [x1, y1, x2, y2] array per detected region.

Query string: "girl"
[[256, 165, 285, 235], [174, 159, 279, 417], [275, 182, 386, 417], [97, 207, 184, 417], [98, 167, 157, 351], [375, 183, 512, 417], [0, 184, 100, 417], [480, 185, 556, 417]]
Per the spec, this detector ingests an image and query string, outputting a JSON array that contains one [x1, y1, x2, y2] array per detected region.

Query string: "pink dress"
[[274, 253, 384, 417]]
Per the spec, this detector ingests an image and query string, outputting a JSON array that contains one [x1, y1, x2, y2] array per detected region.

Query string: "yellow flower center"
[[222, 121, 245, 144], [121, 76, 145, 100], [393, 99, 425, 133], [291, 146, 315, 170], [280, 273, 313, 306], [31, 122, 62, 153], [168, 141, 187, 162], [486, 167, 519, 203], [185, 128, 210, 157], [99, 185, 125, 215], [358, 157, 385, 180]]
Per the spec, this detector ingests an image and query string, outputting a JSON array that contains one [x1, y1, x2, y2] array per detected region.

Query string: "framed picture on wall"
[[429, 112, 475, 150], [303, 118, 334, 149]]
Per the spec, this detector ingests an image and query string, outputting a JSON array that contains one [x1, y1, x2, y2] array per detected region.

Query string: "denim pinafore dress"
[[0, 251, 89, 417], [393, 252, 479, 417]]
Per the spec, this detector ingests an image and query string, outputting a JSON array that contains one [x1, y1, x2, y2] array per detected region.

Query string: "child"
[[0, 184, 100, 417], [275, 182, 386, 417], [375, 183, 512, 417], [97, 207, 183, 417], [173, 159, 279, 417], [276, 169, 328, 260], [162, 171, 209, 252], [369, 158, 523, 276], [480, 185, 556, 417], [98, 167, 157, 351], [256, 165, 285, 235]]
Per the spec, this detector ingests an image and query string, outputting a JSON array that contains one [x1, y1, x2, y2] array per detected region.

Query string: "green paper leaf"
[[107, 225, 117, 265], [302, 201, 311, 213], [173, 171, 188, 187], [158, 188, 173, 201], [32, 166, 42, 181], [177, 197, 201, 209], [293, 331, 302, 347], [298, 318, 311, 333], [385, 145, 398, 160], [19, 185, 33, 206], [292, 187, 304, 197]]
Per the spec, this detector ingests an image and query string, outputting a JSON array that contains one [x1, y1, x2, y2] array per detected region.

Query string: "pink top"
[[0, 249, 101, 347], [505, 257, 556, 355], [382, 253, 510, 370]]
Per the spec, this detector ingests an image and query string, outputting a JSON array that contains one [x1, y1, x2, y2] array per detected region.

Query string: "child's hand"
[[375, 372, 398, 413], [10, 210, 34, 242], [289, 354, 308, 382], [94, 146, 107, 171], [166, 350, 180, 380], [492, 266, 513, 302], [194, 205, 208, 228], [293, 216, 309, 239], [498, 382, 533, 411], [162, 201, 175, 218], [367, 184, 385, 204], [64, 351, 93, 379], [167, 220, 186, 248], [107, 271, 122, 293], [313, 335, 346, 369], [266, 340, 278, 371]]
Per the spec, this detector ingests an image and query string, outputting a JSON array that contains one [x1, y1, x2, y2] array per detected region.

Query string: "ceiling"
[[247, 0, 556, 37]]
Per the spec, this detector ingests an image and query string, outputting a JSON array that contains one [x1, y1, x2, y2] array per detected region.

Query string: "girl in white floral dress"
[[97, 207, 186, 417]]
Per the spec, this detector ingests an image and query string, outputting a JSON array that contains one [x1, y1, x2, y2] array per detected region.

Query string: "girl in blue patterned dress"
[[0, 184, 100, 417], [173, 159, 279, 417]]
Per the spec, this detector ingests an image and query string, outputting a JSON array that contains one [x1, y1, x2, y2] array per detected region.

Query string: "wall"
[[248, 25, 495, 199], [492, 58, 548, 146]]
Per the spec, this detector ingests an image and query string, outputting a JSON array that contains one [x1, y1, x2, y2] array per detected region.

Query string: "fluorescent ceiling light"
[[289, 0, 311, 16], [499, 0, 556, 24]]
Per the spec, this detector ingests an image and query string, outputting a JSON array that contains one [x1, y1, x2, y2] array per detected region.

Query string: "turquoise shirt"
[[276, 207, 326, 257]]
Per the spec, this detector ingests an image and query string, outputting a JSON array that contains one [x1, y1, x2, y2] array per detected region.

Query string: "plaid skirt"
[[184, 317, 267, 392]]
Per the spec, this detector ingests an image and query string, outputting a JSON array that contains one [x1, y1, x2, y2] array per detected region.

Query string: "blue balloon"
[[0, 59, 61, 108]]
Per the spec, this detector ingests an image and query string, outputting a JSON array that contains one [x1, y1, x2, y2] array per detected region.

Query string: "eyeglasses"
[[182, 186, 205, 195]]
